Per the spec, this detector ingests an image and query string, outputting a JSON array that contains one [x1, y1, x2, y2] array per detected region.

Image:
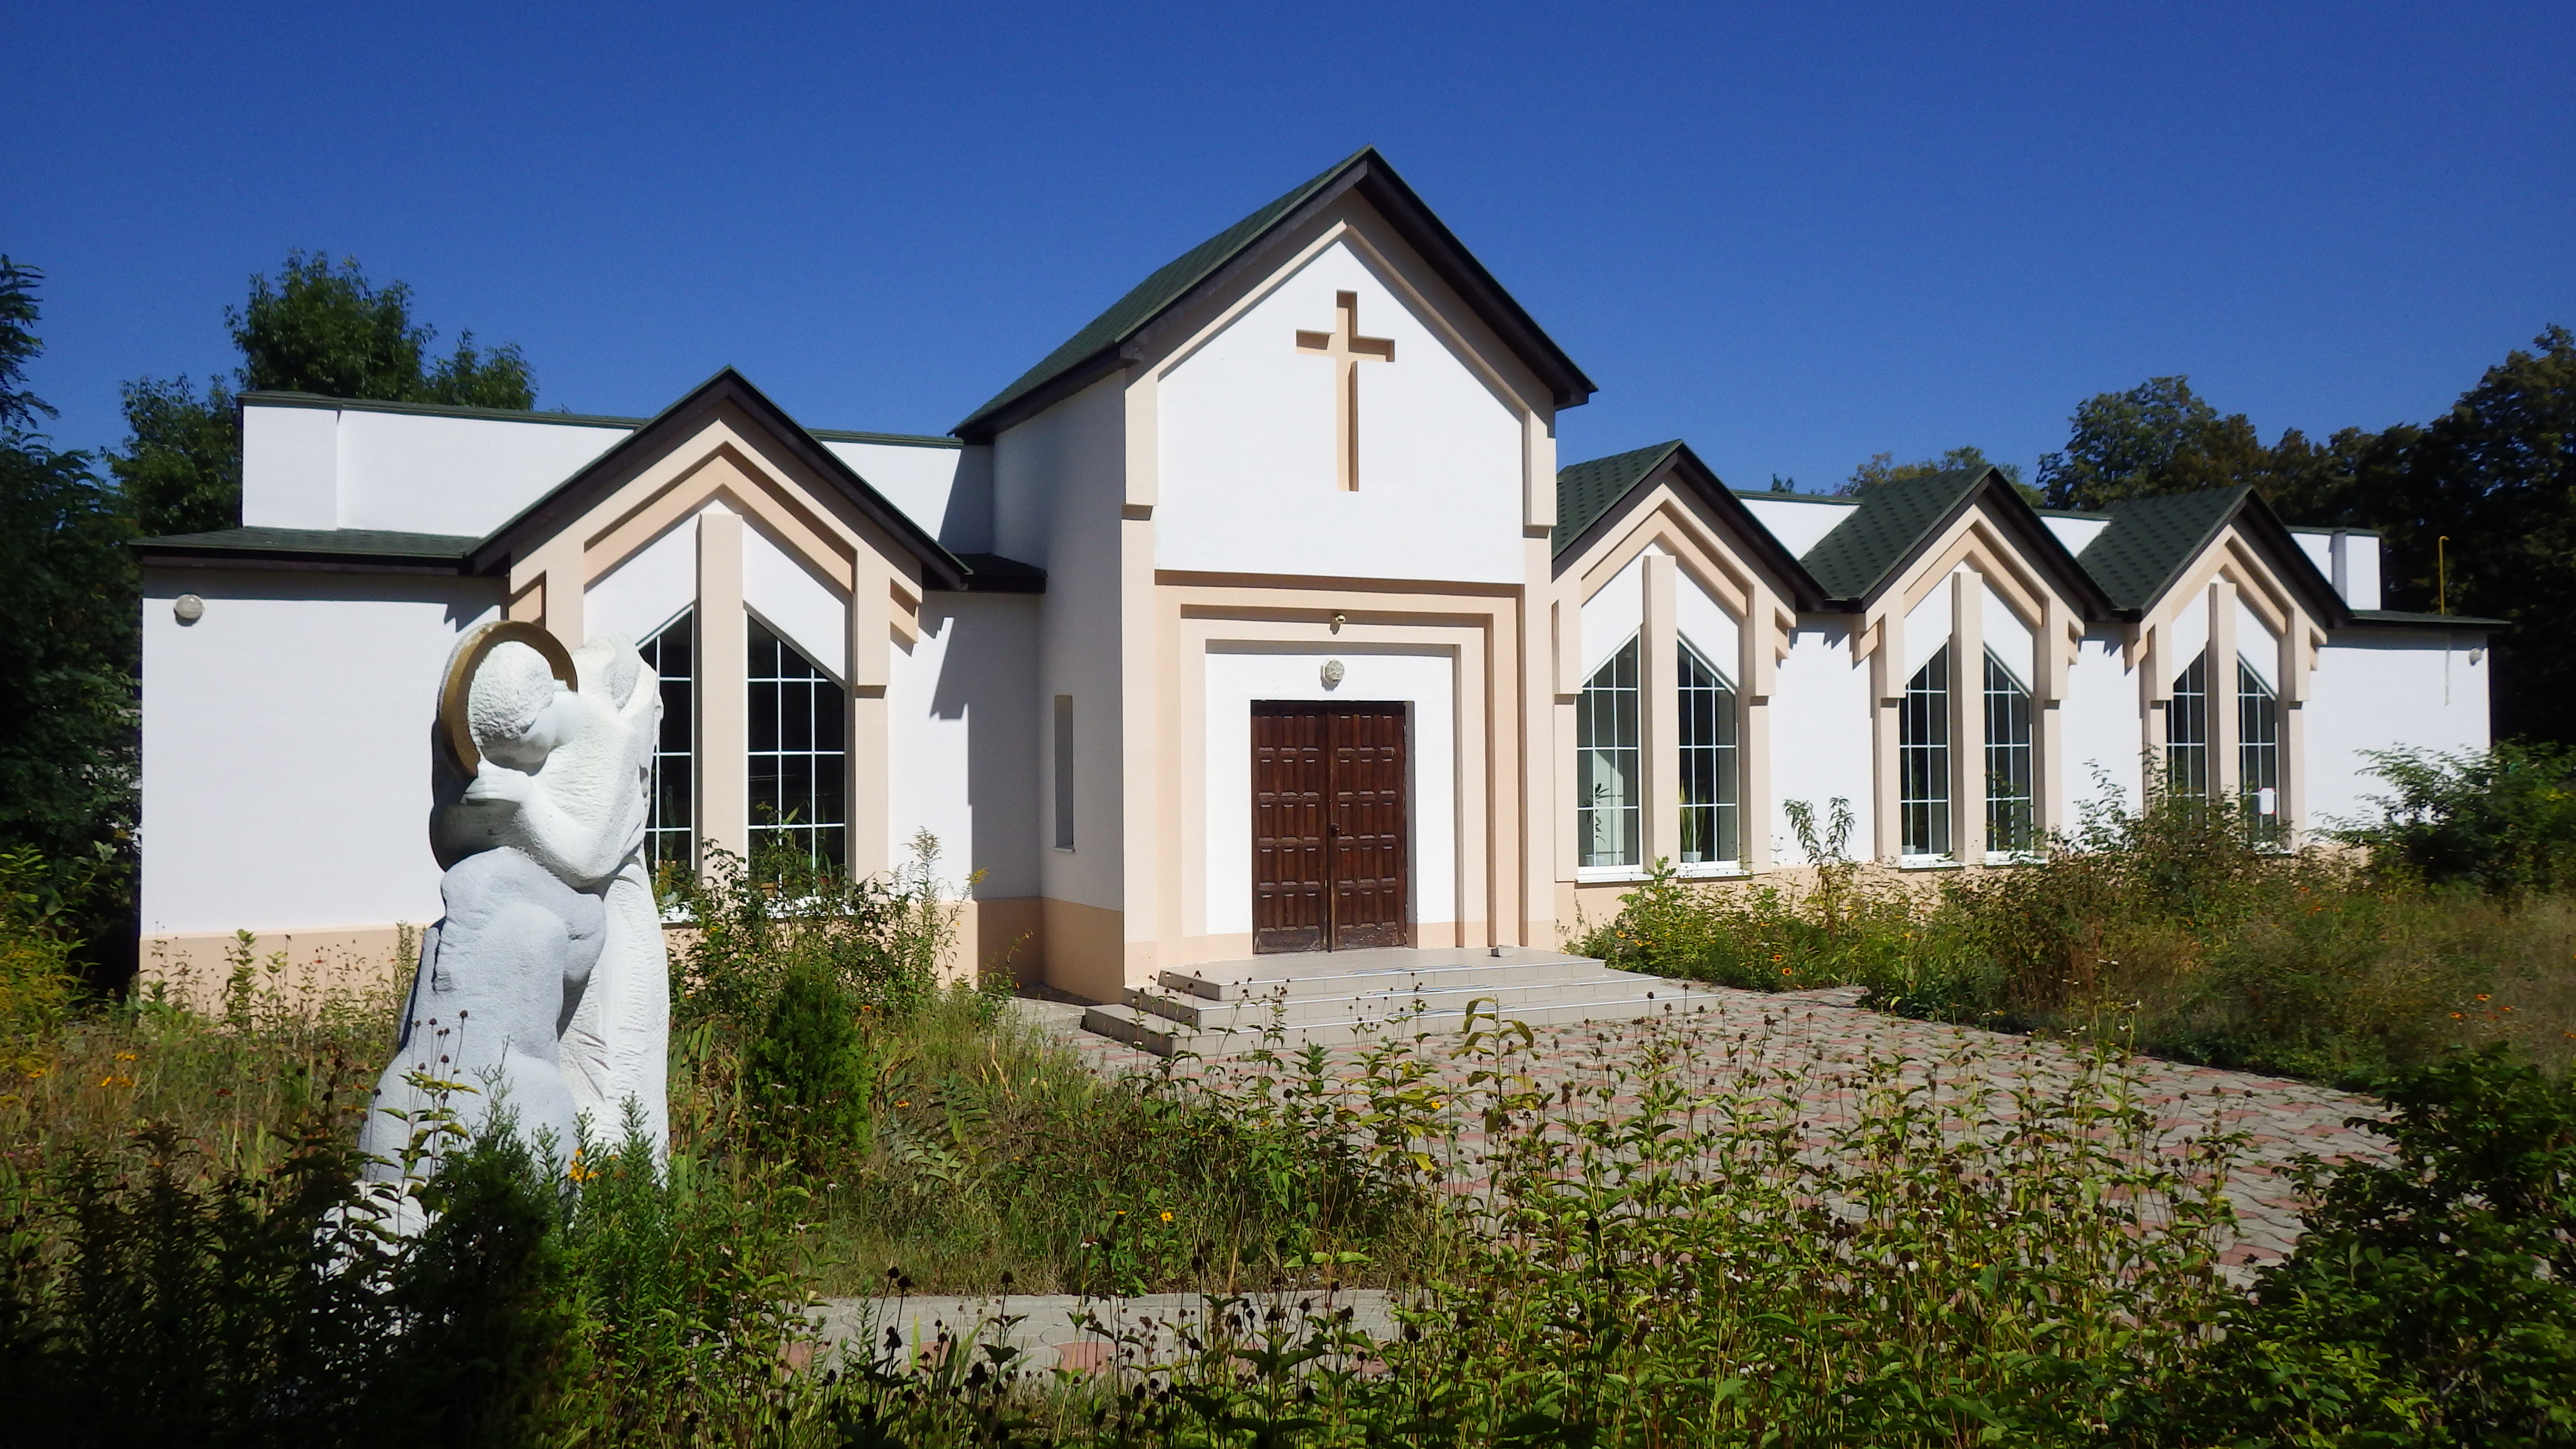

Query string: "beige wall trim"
[[696, 509, 750, 863], [1042, 897, 1127, 1002], [1150, 577, 1528, 983], [141, 926, 418, 1013]]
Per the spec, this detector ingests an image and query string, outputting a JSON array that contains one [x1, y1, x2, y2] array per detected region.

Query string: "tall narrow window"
[[1576, 637, 1642, 869], [747, 618, 847, 870], [2167, 651, 2210, 803], [1677, 641, 1739, 866], [1898, 645, 1952, 859], [2238, 660, 2281, 837], [1983, 651, 2035, 856], [1053, 695, 1075, 850], [637, 610, 695, 875]]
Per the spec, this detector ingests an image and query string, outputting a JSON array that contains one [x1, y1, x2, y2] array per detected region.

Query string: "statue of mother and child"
[[359, 622, 672, 1194]]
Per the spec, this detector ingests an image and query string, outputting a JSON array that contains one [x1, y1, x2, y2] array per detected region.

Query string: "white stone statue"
[[362, 621, 670, 1189]]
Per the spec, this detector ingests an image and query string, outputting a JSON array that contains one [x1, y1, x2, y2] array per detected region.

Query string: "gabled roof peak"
[[1552, 439, 1827, 610], [954, 148, 1595, 440], [1798, 466, 2113, 616]]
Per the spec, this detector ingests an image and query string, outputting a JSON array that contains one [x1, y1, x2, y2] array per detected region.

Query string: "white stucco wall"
[[887, 594, 1041, 901], [2304, 629, 2491, 829], [1737, 495, 1855, 558], [822, 438, 995, 552], [2061, 633, 2143, 818], [2043, 515, 2111, 554], [1768, 622, 1874, 863], [993, 377, 1128, 913], [1676, 569, 1739, 678], [1200, 650, 1459, 936], [1578, 552, 1647, 675], [139, 567, 504, 935], [584, 515, 697, 643], [1154, 238, 1525, 584], [742, 517, 847, 675]]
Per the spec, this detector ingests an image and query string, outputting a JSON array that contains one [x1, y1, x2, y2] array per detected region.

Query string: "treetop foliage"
[[232, 253, 534, 409], [112, 252, 538, 538], [1840, 444, 2029, 499], [1, 257, 57, 435]]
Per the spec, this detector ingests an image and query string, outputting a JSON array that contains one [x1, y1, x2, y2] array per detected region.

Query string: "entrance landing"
[[1079, 945, 1701, 1057]]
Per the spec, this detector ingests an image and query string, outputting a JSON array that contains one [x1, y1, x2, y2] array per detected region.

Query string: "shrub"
[[741, 958, 875, 1166], [2160, 1045, 2576, 1446], [2343, 741, 2576, 896]]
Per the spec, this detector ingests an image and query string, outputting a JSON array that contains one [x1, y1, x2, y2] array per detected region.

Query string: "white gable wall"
[[1154, 237, 1524, 583], [139, 567, 503, 936]]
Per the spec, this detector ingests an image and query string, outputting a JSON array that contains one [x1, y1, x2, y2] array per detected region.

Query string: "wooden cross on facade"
[[1295, 290, 1395, 491]]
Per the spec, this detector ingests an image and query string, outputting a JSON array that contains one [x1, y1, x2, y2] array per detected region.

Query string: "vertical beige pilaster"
[[1118, 370, 1158, 985], [2212, 579, 2240, 801], [1641, 552, 1679, 868], [2037, 599, 2068, 839], [1523, 410, 1558, 532], [1949, 571, 1983, 862], [1868, 611, 1902, 863], [695, 510, 749, 864], [846, 555, 893, 882], [1740, 589, 1777, 872], [510, 537, 584, 651]]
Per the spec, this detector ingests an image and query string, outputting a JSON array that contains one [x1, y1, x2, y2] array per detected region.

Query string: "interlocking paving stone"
[[1025, 981, 2390, 1270]]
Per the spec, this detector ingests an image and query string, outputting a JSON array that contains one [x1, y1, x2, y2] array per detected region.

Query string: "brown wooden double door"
[[1251, 702, 1410, 953]]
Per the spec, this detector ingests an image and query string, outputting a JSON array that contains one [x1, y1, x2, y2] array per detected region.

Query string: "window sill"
[[1052, 846, 1076, 855], [1676, 863, 1749, 879], [1575, 866, 1649, 884], [1981, 852, 2042, 867], [1897, 858, 1962, 871]]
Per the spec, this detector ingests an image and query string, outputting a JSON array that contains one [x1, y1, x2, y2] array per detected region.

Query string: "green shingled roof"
[[954, 151, 1365, 439], [954, 148, 1594, 439], [1552, 440, 1683, 555], [1797, 469, 1989, 602], [2074, 487, 2254, 612]]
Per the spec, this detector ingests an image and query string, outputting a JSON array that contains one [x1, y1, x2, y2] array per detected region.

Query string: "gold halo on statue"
[[439, 621, 581, 774]]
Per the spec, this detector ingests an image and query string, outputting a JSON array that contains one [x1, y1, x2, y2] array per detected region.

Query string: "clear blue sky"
[[10, 1, 2570, 498]]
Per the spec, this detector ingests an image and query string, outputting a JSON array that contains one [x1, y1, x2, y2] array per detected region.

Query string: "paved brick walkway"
[[1034, 981, 2390, 1271]]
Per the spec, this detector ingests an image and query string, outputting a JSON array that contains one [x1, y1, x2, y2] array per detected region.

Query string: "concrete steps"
[[1073, 945, 1698, 1057]]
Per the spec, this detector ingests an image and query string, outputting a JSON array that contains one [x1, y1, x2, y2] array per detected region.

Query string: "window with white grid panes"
[[2238, 659, 2281, 839], [1983, 651, 2034, 856], [1676, 640, 1739, 866], [1576, 636, 1642, 869], [1898, 645, 1953, 859], [637, 609, 695, 875], [746, 618, 847, 870], [2166, 651, 2210, 803]]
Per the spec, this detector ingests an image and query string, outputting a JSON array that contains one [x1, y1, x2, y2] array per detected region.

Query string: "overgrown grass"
[[7, 817, 2573, 1444], [1575, 789, 2576, 1083]]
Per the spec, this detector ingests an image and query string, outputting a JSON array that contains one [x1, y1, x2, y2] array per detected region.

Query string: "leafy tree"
[[0, 259, 138, 965], [2035, 376, 2275, 509], [2375, 328, 2576, 742], [113, 375, 239, 537], [1840, 444, 2030, 499], [112, 252, 538, 535]]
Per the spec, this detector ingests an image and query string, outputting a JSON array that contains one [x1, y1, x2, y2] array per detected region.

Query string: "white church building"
[[134, 148, 2493, 1002]]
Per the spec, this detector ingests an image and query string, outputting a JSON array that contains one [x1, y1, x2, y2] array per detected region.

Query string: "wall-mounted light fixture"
[[173, 594, 205, 624], [1329, 612, 1346, 634], [1320, 659, 1346, 690]]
